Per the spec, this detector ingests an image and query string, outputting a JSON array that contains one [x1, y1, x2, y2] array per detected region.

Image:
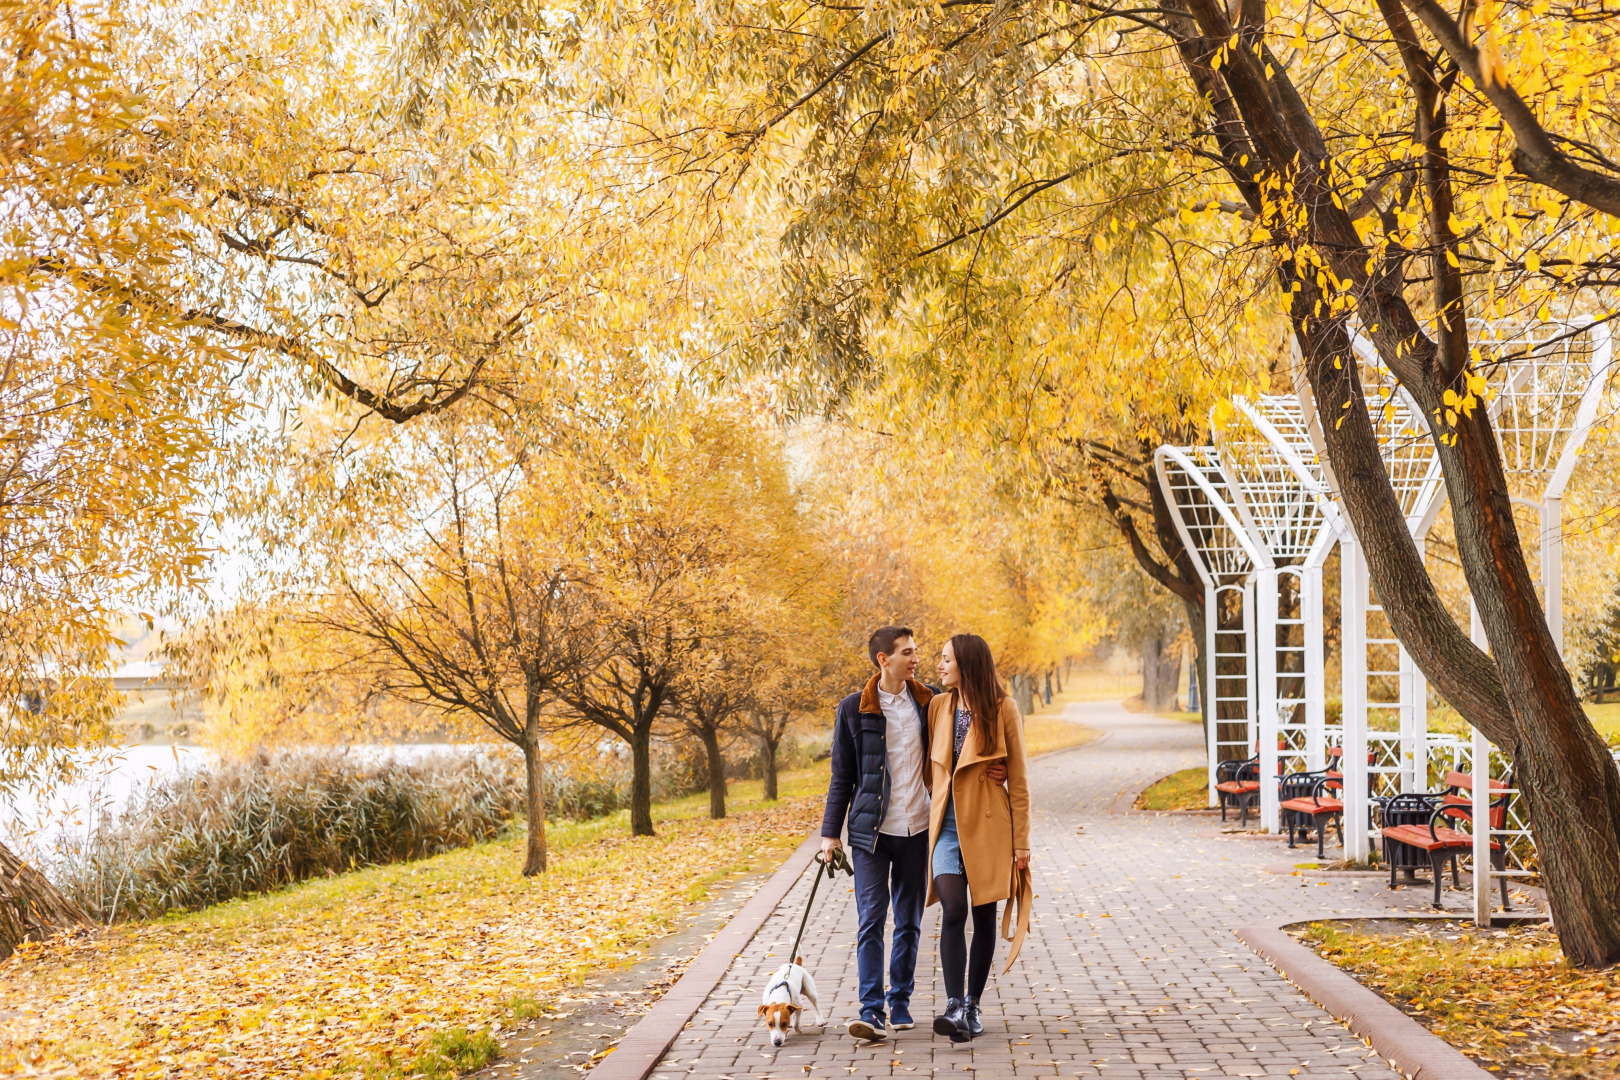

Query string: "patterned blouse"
[[953, 707, 973, 768]]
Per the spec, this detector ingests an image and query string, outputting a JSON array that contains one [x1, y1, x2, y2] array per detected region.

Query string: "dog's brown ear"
[[787, 1004, 802, 1013], [795, 955, 803, 965], [757, 1004, 768, 1017]]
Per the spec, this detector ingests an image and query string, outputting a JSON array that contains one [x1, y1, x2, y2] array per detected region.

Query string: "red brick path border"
[[590, 832, 821, 1080], [1236, 919, 1494, 1080]]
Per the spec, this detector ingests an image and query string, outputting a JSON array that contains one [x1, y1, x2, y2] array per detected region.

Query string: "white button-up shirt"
[[877, 681, 931, 836]]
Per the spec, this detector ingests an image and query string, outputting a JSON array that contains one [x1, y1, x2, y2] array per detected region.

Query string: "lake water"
[[1, 742, 487, 867]]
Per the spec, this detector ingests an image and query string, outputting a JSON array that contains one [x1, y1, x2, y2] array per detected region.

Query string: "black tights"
[[935, 873, 998, 1001]]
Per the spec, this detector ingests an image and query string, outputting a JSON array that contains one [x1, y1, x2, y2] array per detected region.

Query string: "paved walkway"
[[650, 701, 1477, 1080]]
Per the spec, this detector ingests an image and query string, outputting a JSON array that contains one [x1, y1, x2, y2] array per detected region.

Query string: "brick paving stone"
[[656, 702, 1489, 1080]]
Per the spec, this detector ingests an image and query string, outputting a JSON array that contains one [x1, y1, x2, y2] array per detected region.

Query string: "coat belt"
[[1000, 863, 1033, 973]]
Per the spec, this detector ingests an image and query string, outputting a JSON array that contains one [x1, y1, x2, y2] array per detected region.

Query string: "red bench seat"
[[1380, 822, 1508, 907], [1280, 796, 1343, 815]]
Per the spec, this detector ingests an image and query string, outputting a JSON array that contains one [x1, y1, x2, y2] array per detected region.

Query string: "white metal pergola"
[[1303, 318, 1613, 915], [1153, 446, 1262, 806], [1217, 397, 1341, 831], [1459, 317, 1616, 922]]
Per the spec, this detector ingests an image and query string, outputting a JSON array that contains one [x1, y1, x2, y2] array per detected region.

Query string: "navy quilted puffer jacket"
[[820, 676, 936, 853]]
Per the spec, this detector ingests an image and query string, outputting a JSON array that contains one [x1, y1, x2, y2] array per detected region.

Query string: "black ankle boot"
[[962, 996, 984, 1038], [932, 998, 971, 1042]]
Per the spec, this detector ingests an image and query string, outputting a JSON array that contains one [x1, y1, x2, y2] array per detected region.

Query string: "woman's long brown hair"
[[949, 633, 1006, 754]]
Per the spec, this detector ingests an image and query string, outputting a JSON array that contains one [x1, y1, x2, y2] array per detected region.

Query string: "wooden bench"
[[1279, 772, 1344, 858], [1214, 755, 1260, 826], [1378, 782, 1513, 908]]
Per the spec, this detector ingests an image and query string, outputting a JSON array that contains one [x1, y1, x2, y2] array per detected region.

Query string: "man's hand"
[[986, 760, 1008, 784], [1014, 849, 1031, 870], [821, 836, 842, 858]]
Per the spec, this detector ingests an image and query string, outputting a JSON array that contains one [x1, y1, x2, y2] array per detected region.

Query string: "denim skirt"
[[932, 799, 965, 877]]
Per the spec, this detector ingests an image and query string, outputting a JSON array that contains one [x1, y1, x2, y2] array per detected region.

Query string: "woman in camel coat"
[[924, 633, 1031, 1043]]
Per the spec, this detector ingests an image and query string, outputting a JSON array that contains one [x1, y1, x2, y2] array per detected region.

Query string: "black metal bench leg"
[[1315, 817, 1327, 859], [1451, 853, 1461, 889], [1429, 850, 1446, 906]]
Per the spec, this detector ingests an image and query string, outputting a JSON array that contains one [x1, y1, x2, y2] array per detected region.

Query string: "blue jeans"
[[932, 800, 964, 877], [850, 830, 928, 1021]]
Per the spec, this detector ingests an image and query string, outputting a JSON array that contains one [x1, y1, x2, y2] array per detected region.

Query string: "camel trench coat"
[[924, 690, 1031, 907]]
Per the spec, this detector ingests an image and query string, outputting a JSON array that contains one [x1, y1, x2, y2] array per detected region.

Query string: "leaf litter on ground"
[[1297, 920, 1620, 1079], [0, 773, 823, 1080]]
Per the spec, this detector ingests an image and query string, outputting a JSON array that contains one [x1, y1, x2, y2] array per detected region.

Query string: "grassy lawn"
[[1298, 920, 1620, 1078], [1043, 672, 1140, 704], [0, 768, 828, 1080], [1023, 714, 1101, 758], [1134, 766, 1210, 811], [1584, 702, 1620, 745]]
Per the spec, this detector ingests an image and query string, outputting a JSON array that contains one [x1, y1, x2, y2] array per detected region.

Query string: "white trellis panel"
[[1219, 398, 1340, 830], [1319, 332, 1451, 858], [1154, 446, 1263, 808], [1464, 319, 1615, 922], [1474, 318, 1614, 657]]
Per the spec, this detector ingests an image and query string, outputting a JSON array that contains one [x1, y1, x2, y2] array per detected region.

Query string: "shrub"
[[53, 748, 525, 920]]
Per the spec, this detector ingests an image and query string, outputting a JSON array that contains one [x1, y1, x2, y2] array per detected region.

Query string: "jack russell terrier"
[[757, 956, 824, 1046]]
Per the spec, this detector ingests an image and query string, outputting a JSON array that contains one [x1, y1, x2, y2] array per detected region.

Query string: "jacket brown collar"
[[859, 674, 936, 715]]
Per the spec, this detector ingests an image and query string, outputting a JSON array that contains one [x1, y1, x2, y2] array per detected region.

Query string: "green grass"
[[371, 1029, 502, 1080], [1584, 702, 1620, 745], [1134, 766, 1210, 811], [154, 763, 832, 935], [1429, 701, 1620, 747]]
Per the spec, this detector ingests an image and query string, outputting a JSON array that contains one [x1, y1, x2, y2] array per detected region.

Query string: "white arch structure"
[[1153, 446, 1261, 805], [1323, 334, 1452, 859], [1154, 318, 1612, 875], [1461, 318, 1615, 922], [1217, 397, 1341, 830]]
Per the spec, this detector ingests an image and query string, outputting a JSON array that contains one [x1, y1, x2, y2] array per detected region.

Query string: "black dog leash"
[[786, 847, 854, 963]]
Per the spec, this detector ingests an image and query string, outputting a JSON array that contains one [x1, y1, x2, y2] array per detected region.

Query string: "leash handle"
[[787, 847, 855, 962]]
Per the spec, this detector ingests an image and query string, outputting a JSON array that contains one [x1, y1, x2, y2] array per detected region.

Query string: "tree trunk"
[[1182, 596, 1208, 748], [630, 726, 655, 837], [1296, 314, 1620, 966], [700, 726, 727, 819], [1, 840, 95, 959], [761, 732, 780, 800], [1141, 625, 1180, 713], [520, 730, 548, 876], [1011, 674, 1036, 716]]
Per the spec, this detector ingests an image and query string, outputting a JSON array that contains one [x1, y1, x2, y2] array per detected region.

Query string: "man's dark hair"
[[868, 625, 915, 668]]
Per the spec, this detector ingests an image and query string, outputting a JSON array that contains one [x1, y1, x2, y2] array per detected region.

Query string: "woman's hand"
[[1013, 849, 1031, 870]]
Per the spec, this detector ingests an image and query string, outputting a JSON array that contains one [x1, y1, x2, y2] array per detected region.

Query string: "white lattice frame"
[[1311, 321, 1612, 892], [1311, 332, 1451, 859], [1227, 396, 1343, 830], [1154, 446, 1263, 808], [1464, 318, 1615, 923]]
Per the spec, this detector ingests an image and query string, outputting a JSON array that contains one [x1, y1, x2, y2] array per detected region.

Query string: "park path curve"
[[644, 701, 1469, 1080]]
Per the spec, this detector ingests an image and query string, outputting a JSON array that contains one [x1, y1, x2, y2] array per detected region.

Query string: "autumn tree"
[[677, 651, 749, 819], [321, 425, 593, 875], [596, 0, 1620, 965], [0, 5, 238, 954]]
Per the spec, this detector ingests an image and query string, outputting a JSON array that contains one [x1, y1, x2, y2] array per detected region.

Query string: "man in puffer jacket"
[[820, 626, 1006, 1041]]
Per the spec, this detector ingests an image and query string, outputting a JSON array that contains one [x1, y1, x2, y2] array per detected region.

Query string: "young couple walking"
[[820, 626, 1032, 1044]]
